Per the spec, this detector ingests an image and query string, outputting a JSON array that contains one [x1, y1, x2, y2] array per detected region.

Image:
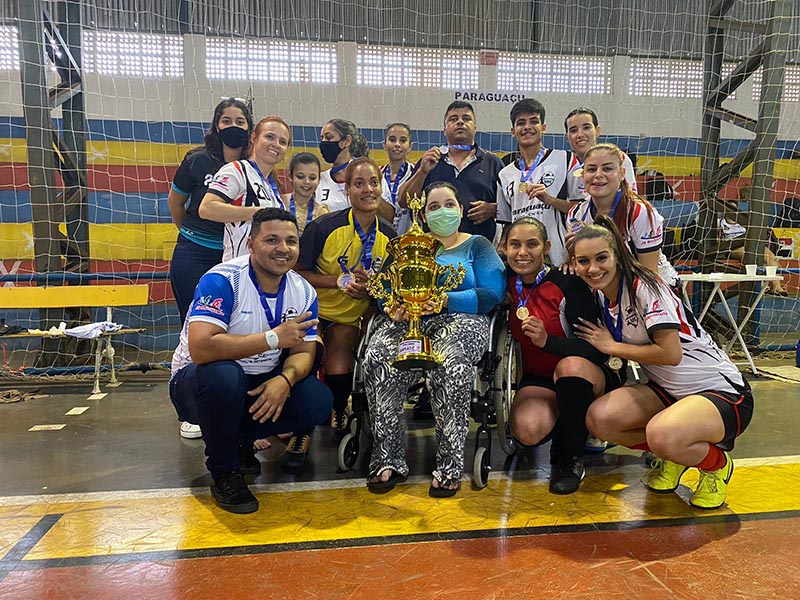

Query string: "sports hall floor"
[[1, 368, 799, 599]]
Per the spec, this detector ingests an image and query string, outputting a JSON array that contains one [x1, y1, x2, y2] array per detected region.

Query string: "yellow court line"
[[0, 462, 797, 562]]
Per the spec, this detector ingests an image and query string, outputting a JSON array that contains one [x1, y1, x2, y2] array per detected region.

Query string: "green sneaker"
[[643, 458, 689, 492], [690, 453, 733, 509]]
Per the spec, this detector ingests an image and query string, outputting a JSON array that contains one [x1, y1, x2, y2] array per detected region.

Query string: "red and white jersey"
[[206, 160, 285, 261], [496, 149, 580, 266], [381, 161, 415, 235], [567, 152, 637, 200], [600, 276, 747, 398], [568, 197, 678, 286], [315, 169, 350, 212]]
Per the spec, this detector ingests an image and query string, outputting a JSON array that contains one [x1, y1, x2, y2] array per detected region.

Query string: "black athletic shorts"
[[646, 378, 754, 451]]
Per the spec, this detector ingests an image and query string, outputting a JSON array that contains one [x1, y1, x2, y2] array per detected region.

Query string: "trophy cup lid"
[[390, 193, 440, 253]]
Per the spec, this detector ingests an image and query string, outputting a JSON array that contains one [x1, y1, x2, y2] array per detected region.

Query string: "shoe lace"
[[290, 434, 310, 453], [218, 473, 244, 495], [697, 470, 718, 493]]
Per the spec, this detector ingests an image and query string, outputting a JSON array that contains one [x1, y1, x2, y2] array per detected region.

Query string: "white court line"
[[0, 454, 798, 508]]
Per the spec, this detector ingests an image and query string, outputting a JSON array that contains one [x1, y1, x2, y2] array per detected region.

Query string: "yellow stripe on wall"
[[0, 223, 178, 260], [2, 137, 798, 177]]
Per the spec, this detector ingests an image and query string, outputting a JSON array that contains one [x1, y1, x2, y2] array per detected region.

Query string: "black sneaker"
[[239, 444, 261, 477], [281, 433, 311, 473], [210, 472, 259, 514], [549, 457, 585, 495]]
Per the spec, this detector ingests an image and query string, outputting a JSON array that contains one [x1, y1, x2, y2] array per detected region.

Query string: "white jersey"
[[316, 169, 350, 212], [601, 276, 747, 399], [206, 160, 285, 261], [171, 255, 318, 377], [568, 197, 679, 286], [496, 148, 579, 266], [381, 161, 415, 235], [568, 152, 638, 200]]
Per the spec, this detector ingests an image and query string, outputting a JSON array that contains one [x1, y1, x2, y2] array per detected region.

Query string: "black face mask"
[[219, 126, 250, 149], [319, 140, 342, 164]]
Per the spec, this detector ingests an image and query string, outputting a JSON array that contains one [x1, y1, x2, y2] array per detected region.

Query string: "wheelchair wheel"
[[493, 316, 520, 456], [472, 444, 491, 489], [337, 432, 360, 471]]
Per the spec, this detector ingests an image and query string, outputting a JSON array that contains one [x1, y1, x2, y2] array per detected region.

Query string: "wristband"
[[265, 330, 279, 350], [277, 372, 293, 390]]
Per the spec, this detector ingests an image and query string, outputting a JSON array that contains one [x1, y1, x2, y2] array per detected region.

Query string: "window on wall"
[[752, 65, 800, 103], [0, 26, 19, 71], [497, 53, 612, 94], [628, 58, 740, 99], [357, 45, 479, 89], [82, 31, 183, 77], [206, 38, 337, 83]]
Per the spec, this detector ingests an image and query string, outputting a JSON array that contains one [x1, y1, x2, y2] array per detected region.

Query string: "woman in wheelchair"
[[505, 217, 623, 495], [363, 182, 505, 497], [572, 217, 753, 509]]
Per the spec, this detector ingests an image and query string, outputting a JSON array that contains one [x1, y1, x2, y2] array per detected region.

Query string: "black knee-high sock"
[[326, 373, 353, 412], [554, 376, 595, 459]]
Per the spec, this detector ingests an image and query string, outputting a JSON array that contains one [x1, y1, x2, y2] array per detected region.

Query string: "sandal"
[[429, 470, 461, 498], [367, 467, 406, 494]]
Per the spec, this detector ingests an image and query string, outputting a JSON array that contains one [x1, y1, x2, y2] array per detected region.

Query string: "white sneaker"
[[719, 217, 746, 240], [179, 421, 202, 439], [584, 435, 609, 453]]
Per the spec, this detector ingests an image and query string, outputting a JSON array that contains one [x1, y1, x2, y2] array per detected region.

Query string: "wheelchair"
[[336, 307, 521, 489]]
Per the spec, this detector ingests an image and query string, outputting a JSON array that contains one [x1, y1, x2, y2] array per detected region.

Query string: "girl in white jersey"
[[317, 118, 370, 213], [572, 216, 754, 510], [566, 143, 679, 288], [200, 116, 290, 260]]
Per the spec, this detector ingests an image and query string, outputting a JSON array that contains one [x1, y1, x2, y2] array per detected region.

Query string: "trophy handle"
[[428, 262, 467, 312], [366, 264, 399, 313]]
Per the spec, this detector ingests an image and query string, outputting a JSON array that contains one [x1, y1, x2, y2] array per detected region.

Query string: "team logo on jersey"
[[646, 299, 668, 319], [625, 305, 639, 328], [539, 171, 556, 187], [195, 295, 225, 316]]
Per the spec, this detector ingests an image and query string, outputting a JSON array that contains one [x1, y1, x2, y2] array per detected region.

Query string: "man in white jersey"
[[497, 98, 579, 266], [564, 107, 637, 200], [170, 208, 332, 514]]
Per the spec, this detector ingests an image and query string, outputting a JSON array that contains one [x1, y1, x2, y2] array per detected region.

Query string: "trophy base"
[[393, 353, 441, 371], [393, 336, 441, 371]]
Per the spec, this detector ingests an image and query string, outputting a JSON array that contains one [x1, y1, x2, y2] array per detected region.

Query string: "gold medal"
[[518, 182, 529, 194], [607, 356, 623, 371], [516, 306, 529, 320]]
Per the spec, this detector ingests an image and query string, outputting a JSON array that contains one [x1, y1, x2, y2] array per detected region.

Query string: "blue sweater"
[[436, 235, 506, 314]]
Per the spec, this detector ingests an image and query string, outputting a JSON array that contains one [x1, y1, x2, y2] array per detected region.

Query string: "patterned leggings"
[[363, 312, 490, 481]]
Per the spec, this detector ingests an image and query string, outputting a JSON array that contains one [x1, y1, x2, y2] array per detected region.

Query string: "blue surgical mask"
[[426, 207, 462, 237]]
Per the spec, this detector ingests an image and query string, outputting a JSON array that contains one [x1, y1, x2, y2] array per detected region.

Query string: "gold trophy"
[[367, 194, 466, 370]]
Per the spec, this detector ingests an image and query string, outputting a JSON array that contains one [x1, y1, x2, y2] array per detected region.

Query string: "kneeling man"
[[170, 207, 332, 514]]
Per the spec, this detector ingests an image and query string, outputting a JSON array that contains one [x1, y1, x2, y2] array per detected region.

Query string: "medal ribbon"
[[438, 144, 474, 153], [330, 161, 350, 176], [518, 147, 546, 186], [583, 189, 622, 223], [248, 160, 281, 205], [515, 267, 548, 311], [602, 276, 625, 343], [289, 194, 315, 226], [352, 214, 377, 271], [248, 263, 287, 330], [382, 162, 408, 206]]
